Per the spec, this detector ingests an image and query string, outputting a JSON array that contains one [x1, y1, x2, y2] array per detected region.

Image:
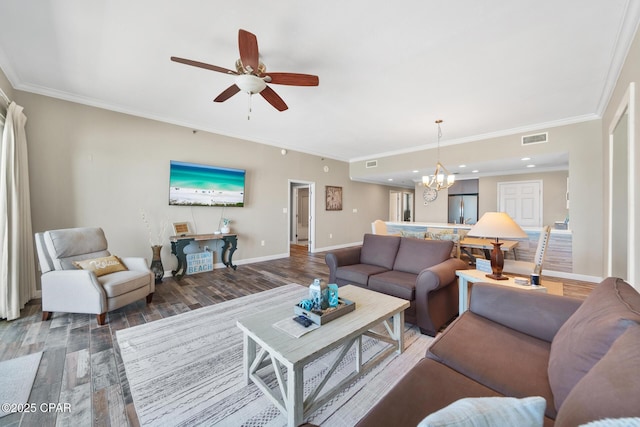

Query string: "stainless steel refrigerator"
[[448, 195, 478, 225]]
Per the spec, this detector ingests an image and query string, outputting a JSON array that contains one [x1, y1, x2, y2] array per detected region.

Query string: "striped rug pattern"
[[116, 284, 433, 426]]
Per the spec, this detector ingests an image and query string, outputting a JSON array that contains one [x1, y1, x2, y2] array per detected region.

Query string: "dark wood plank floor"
[[0, 245, 594, 426]]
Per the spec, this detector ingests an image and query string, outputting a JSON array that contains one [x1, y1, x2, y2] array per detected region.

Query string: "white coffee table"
[[456, 269, 547, 313], [236, 284, 409, 427]]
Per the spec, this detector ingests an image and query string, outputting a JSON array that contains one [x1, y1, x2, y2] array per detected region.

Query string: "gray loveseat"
[[325, 233, 468, 336], [356, 277, 640, 426]]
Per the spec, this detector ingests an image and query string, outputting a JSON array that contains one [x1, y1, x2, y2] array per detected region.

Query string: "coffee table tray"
[[294, 298, 355, 325]]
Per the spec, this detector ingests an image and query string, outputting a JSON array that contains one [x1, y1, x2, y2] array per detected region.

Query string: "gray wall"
[[1, 82, 399, 280], [415, 171, 568, 227], [351, 120, 602, 277]]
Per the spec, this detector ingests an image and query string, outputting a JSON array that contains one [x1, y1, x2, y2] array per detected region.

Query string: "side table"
[[456, 269, 546, 313]]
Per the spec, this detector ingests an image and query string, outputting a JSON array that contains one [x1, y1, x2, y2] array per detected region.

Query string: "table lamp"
[[467, 212, 527, 280]]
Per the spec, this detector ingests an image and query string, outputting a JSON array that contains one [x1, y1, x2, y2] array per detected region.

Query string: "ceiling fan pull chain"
[[247, 93, 252, 120]]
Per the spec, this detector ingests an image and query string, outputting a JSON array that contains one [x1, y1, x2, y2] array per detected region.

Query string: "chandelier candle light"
[[467, 212, 528, 280], [422, 119, 455, 191]]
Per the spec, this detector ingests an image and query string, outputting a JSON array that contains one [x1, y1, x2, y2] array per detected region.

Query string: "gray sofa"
[[325, 233, 468, 336], [356, 277, 640, 426]]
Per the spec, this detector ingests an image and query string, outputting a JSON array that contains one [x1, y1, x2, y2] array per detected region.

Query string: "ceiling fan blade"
[[214, 85, 241, 102], [260, 86, 288, 111], [238, 29, 260, 73], [266, 72, 319, 86], [171, 56, 238, 75]]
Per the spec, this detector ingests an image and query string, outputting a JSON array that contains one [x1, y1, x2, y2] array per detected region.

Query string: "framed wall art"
[[172, 222, 192, 236], [325, 186, 343, 211]]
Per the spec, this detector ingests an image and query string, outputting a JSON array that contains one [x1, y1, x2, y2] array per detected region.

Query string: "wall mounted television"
[[169, 160, 245, 207]]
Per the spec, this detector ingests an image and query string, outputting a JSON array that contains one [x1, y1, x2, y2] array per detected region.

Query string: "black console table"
[[170, 233, 238, 279]]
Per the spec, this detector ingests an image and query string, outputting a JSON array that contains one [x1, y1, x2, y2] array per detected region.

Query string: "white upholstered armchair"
[[34, 227, 154, 325]]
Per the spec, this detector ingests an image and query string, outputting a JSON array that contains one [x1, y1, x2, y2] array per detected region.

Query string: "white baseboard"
[[161, 252, 291, 278], [543, 270, 603, 283], [313, 241, 362, 253]]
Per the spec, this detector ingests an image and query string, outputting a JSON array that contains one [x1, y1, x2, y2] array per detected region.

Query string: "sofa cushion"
[[354, 358, 504, 427], [359, 234, 401, 270], [392, 238, 453, 274], [427, 311, 557, 418], [417, 396, 546, 427], [548, 277, 640, 410], [368, 270, 417, 300], [554, 324, 640, 427], [335, 264, 390, 286], [99, 270, 152, 298]]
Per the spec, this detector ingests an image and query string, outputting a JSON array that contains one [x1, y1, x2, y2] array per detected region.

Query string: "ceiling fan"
[[171, 29, 319, 113]]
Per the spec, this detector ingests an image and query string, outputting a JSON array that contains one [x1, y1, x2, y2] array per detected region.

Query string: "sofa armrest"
[[469, 282, 583, 342], [325, 246, 362, 283], [120, 257, 151, 272], [41, 270, 107, 314], [415, 258, 468, 335], [416, 258, 468, 293]]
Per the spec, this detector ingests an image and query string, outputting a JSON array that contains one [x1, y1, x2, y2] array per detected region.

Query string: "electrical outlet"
[[329, 233, 333, 239], [352, 208, 358, 213], [261, 240, 265, 246]]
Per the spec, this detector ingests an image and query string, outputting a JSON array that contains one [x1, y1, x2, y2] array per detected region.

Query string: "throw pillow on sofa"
[[417, 396, 546, 427], [548, 277, 640, 410]]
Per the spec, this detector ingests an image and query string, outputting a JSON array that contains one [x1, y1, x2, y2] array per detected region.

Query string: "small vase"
[[150, 245, 164, 283], [221, 226, 230, 234]]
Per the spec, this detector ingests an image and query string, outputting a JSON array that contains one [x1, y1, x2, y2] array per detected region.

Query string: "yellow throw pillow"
[[73, 255, 128, 277]]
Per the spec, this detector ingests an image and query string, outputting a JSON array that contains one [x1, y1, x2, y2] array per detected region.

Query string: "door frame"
[[288, 180, 316, 253], [607, 82, 636, 283], [292, 185, 310, 244]]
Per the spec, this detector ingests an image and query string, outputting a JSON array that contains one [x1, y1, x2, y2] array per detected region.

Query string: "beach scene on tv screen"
[[169, 161, 245, 207]]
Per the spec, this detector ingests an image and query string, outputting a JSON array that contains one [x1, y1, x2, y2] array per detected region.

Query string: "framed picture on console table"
[[172, 222, 192, 236], [325, 186, 343, 211]]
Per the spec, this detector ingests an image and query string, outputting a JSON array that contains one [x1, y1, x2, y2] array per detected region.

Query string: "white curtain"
[[0, 102, 36, 320]]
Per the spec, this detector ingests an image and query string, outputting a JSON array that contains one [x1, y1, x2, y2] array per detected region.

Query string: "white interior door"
[[389, 191, 401, 222], [296, 187, 309, 242], [498, 180, 542, 227], [289, 180, 315, 252]]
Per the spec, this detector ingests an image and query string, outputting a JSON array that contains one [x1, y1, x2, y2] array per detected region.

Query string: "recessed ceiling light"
[[521, 157, 531, 161], [526, 164, 536, 168], [388, 178, 394, 181], [459, 164, 467, 168], [472, 169, 479, 173], [412, 170, 419, 173]]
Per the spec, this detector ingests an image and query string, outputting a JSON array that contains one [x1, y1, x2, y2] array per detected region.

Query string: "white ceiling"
[[0, 1, 638, 187]]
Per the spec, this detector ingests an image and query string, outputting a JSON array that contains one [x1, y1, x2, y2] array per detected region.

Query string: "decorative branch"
[[140, 209, 169, 246]]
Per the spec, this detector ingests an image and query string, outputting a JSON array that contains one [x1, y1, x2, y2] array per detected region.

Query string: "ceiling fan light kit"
[[235, 74, 266, 95], [171, 29, 319, 117]]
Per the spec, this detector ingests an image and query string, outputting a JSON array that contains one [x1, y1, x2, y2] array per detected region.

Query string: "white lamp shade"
[[467, 212, 527, 239]]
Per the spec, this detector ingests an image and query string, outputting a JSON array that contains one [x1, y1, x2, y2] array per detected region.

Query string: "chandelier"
[[422, 119, 455, 190]]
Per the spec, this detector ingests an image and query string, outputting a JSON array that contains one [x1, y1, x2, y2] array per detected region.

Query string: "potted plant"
[[221, 218, 231, 234]]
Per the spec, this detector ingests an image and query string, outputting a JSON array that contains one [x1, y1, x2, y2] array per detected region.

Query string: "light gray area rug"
[[0, 351, 43, 418], [116, 284, 433, 426]]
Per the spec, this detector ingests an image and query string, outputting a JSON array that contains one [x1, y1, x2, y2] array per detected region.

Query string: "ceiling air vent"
[[365, 160, 378, 168], [522, 132, 548, 146]]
